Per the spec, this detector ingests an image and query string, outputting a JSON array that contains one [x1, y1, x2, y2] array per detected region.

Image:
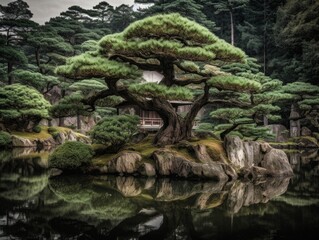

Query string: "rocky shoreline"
[[87, 136, 293, 181]]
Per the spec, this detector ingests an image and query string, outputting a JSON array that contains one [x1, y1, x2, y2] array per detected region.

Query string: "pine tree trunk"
[[59, 117, 64, 127], [35, 48, 42, 73], [263, 0, 267, 74], [230, 10, 235, 46], [263, 115, 269, 126], [153, 85, 209, 145], [153, 116, 184, 146], [220, 123, 240, 141], [152, 98, 185, 145], [7, 62, 13, 85], [77, 114, 81, 130]]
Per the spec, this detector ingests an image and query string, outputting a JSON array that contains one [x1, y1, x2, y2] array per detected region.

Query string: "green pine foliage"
[[56, 53, 141, 80], [100, 13, 246, 62], [129, 83, 193, 101], [283, 81, 319, 130], [90, 115, 139, 152], [139, 0, 217, 31], [209, 75, 261, 93], [49, 141, 94, 170], [0, 84, 51, 131], [11, 69, 60, 92], [50, 92, 89, 119], [0, 131, 12, 148]]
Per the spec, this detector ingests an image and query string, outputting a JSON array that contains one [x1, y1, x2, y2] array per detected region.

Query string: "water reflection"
[[0, 150, 319, 239]]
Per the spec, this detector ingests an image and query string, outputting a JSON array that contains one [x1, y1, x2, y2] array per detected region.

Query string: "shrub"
[[90, 115, 139, 152], [0, 84, 51, 131], [0, 131, 12, 148], [49, 141, 94, 170], [32, 125, 41, 133], [48, 127, 59, 139]]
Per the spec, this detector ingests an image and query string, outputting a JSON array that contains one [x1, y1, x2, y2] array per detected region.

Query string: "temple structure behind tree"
[[117, 71, 204, 131]]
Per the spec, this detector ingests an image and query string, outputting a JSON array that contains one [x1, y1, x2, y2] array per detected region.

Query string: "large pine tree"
[[56, 14, 266, 145]]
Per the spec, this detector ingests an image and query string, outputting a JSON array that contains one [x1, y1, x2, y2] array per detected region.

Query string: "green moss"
[[292, 136, 319, 147], [128, 135, 158, 161], [313, 132, 319, 141], [49, 142, 94, 170], [92, 153, 116, 166], [12, 126, 52, 140], [92, 136, 226, 167]]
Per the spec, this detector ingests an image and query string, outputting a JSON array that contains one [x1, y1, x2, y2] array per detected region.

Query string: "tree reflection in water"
[[0, 150, 319, 239]]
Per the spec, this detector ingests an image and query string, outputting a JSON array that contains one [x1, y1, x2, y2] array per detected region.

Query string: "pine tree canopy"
[[128, 83, 194, 101], [208, 75, 261, 93], [99, 14, 245, 63], [0, 84, 51, 128], [11, 69, 60, 92], [56, 53, 141, 80], [0, 46, 27, 65]]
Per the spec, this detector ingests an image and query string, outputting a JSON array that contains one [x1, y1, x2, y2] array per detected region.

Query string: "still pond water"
[[0, 148, 319, 240]]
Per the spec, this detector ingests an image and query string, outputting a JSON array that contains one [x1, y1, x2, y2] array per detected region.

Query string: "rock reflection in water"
[[0, 174, 294, 240], [1, 149, 319, 239]]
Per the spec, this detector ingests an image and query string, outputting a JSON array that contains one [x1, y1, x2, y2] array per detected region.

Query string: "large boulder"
[[107, 151, 143, 174], [153, 149, 237, 181], [12, 136, 36, 147], [301, 127, 312, 136], [55, 130, 86, 145], [223, 136, 246, 169], [224, 136, 293, 178], [261, 149, 293, 176]]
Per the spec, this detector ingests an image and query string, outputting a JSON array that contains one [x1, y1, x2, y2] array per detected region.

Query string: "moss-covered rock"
[[0, 131, 12, 148], [292, 136, 319, 148], [49, 142, 94, 171]]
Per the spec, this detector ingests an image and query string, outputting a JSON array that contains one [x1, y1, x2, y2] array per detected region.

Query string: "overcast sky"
[[1, 0, 134, 24]]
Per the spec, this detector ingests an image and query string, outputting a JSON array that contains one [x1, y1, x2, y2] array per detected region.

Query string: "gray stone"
[[11, 136, 36, 147], [153, 149, 232, 181], [261, 149, 294, 176], [301, 127, 312, 136], [49, 168, 63, 177], [138, 163, 156, 177], [107, 151, 143, 174], [192, 144, 212, 163], [224, 136, 246, 169], [225, 136, 293, 179]]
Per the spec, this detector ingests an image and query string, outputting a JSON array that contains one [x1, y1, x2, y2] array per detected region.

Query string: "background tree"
[[11, 69, 60, 94], [210, 0, 249, 46], [26, 26, 73, 74], [139, 0, 217, 31], [0, 44, 27, 84], [0, 84, 51, 131], [0, 0, 37, 84], [272, 0, 319, 84], [92, 1, 115, 24], [110, 4, 136, 33], [207, 58, 291, 140], [237, 0, 285, 74], [50, 80, 106, 129], [283, 82, 319, 132]]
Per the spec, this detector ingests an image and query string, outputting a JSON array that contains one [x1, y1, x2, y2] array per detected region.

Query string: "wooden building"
[[118, 71, 203, 130]]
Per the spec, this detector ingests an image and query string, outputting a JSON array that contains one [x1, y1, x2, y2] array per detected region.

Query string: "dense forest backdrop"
[[0, 0, 318, 133]]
